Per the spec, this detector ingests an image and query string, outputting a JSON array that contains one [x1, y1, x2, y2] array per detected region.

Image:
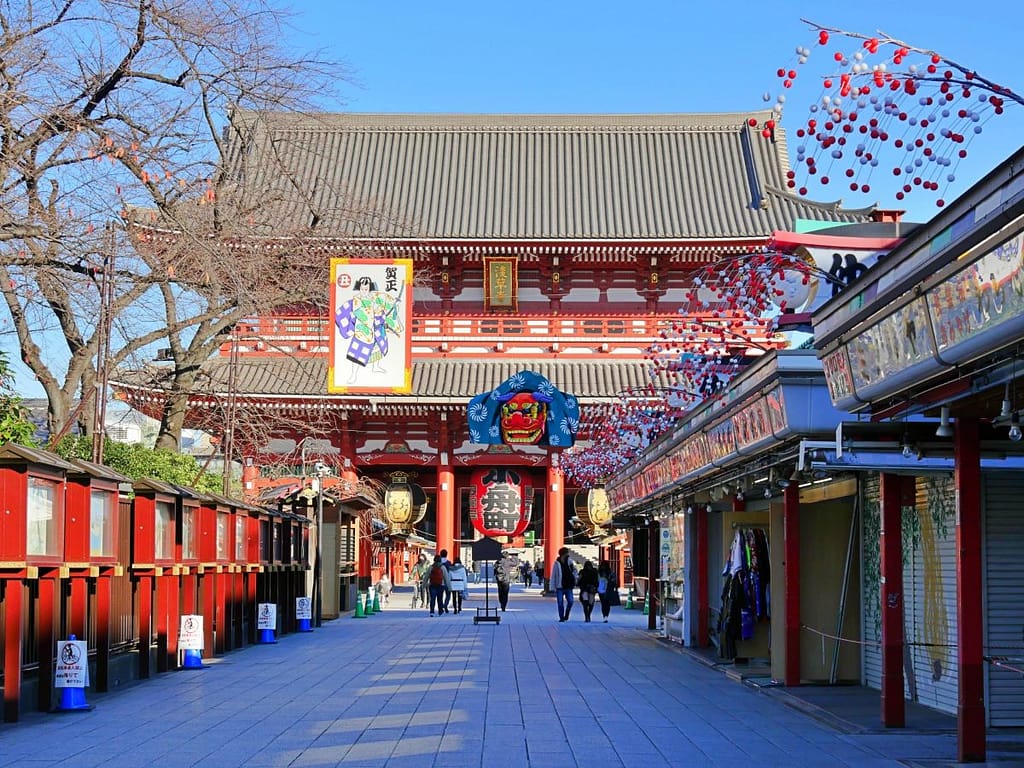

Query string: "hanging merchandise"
[[717, 526, 770, 660]]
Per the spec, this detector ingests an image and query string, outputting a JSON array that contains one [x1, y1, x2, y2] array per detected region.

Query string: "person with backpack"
[[550, 547, 576, 622], [424, 554, 450, 617], [439, 548, 452, 614]]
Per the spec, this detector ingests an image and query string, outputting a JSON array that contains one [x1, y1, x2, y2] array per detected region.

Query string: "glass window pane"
[[216, 513, 228, 560], [182, 508, 195, 559], [235, 517, 245, 560], [27, 477, 58, 556], [90, 490, 114, 557], [156, 501, 173, 559]]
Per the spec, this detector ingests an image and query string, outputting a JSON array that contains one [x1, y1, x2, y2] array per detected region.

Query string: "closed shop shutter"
[[862, 472, 959, 717], [984, 472, 1024, 726], [862, 473, 883, 690], [904, 475, 959, 715]]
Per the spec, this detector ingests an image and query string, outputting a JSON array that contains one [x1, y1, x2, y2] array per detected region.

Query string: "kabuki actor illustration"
[[468, 370, 580, 447], [329, 258, 413, 393]]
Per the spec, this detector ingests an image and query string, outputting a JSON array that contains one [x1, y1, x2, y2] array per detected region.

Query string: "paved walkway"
[[1, 583, 1021, 767]]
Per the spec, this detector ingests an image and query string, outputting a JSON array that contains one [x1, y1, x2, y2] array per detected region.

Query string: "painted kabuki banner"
[[467, 370, 580, 447], [470, 468, 534, 538], [329, 258, 413, 393]]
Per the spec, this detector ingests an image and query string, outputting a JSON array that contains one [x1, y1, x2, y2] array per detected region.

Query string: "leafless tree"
[[0, 0, 362, 442]]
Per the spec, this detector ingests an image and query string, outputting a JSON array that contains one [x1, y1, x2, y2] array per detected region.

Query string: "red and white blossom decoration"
[[760, 19, 1021, 208]]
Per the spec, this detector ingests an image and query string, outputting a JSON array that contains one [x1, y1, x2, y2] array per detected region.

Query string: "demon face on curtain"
[[467, 370, 579, 447]]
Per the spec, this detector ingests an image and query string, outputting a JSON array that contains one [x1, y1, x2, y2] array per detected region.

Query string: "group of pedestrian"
[[417, 549, 470, 617], [550, 547, 619, 623]]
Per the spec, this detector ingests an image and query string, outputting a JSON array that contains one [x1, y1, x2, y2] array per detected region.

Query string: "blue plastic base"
[[258, 628, 277, 644], [53, 686, 93, 713], [182, 649, 204, 669], [297, 618, 312, 632]]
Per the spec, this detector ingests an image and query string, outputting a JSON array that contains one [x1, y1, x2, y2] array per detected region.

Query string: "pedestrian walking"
[[425, 555, 450, 617], [597, 560, 619, 622], [576, 560, 599, 622], [448, 557, 469, 614], [535, 561, 544, 591], [521, 560, 533, 588], [551, 547, 576, 622], [410, 553, 430, 609], [439, 549, 452, 614], [494, 557, 511, 611], [376, 573, 392, 606]]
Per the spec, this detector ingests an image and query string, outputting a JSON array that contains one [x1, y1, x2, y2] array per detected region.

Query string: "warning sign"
[[178, 615, 204, 651], [257, 603, 277, 631], [296, 597, 312, 620], [55, 639, 89, 688]]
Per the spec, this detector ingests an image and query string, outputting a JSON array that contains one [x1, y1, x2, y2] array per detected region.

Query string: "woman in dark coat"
[[577, 561, 600, 623], [597, 560, 618, 622]]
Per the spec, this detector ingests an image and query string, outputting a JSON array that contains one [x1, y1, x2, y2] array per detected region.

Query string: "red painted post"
[[69, 578, 88, 640], [955, 420, 986, 762], [647, 518, 659, 631], [696, 504, 709, 646], [544, 463, 565, 589], [879, 472, 906, 727], [3, 580, 23, 722], [36, 576, 56, 712], [783, 482, 801, 686], [138, 575, 153, 678], [95, 574, 112, 692], [436, 464, 455, 560]]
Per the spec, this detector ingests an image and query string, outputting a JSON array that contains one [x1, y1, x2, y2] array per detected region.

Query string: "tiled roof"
[[113, 357, 665, 401], [222, 110, 874, 241]]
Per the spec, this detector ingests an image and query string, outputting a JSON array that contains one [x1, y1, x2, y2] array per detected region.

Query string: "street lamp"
[[313, 461, 327, 628]]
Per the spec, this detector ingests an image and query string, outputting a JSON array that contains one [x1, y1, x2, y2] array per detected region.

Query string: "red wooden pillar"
[[3, 580, 23, 722], [696, 504, 709, 646], [246, 571, 258, 645], [955, 420, 986, 762], [156, 573, 170, 672], [783, 482, 801, 686], [95, 574, 112, 692], [69, 577, 88, 639], [879, 472, 906, 727], [544, 461, 565, 587], [215, 572, 228, 655], [36, 576, 56, 713], [436, 464, 455, 559], [166, 575, 180, 670], [647, 517, 659, 631], [201, 574, 215, 656], [138, 575, 153, 678]]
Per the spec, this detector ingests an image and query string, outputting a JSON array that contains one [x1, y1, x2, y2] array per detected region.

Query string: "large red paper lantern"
[[470, 468, 534, 538]]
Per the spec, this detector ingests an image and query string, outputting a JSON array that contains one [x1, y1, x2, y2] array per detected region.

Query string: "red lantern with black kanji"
[[470, 468, 534, 538]]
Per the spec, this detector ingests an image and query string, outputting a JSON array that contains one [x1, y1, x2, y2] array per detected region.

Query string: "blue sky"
[[284, 0, 1024, 219], [9, 1, 1024, 399]]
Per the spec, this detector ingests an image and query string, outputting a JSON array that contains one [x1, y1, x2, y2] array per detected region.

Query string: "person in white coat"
[[447, 557, 469, 614]]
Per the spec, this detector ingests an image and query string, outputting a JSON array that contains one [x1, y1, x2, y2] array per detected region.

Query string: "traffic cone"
[[642, 592, 650, 616], [353, 592, 366, 618], [364, 588, 375, 615], [53, 635, 92, 713], [372, 590, 381, 613], [298, 617, 312, 632], [182, 649, 204, 669], [626, 592, 634, 610], [258, 627, 276, 643]]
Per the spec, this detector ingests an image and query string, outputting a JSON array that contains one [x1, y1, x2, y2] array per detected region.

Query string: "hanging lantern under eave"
[[470, 468, 533, 538], [587, 486, 613, 530], [384, 472, 429, 534]]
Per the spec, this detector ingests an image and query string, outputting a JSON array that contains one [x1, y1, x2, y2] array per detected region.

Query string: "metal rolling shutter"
[[861, 473, 883, 690], [984, 473, 1024, 726], [903, 475, 959, 715]]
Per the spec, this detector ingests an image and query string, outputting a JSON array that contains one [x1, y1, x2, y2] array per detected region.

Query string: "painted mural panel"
[[329, 258, 413, 394]]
